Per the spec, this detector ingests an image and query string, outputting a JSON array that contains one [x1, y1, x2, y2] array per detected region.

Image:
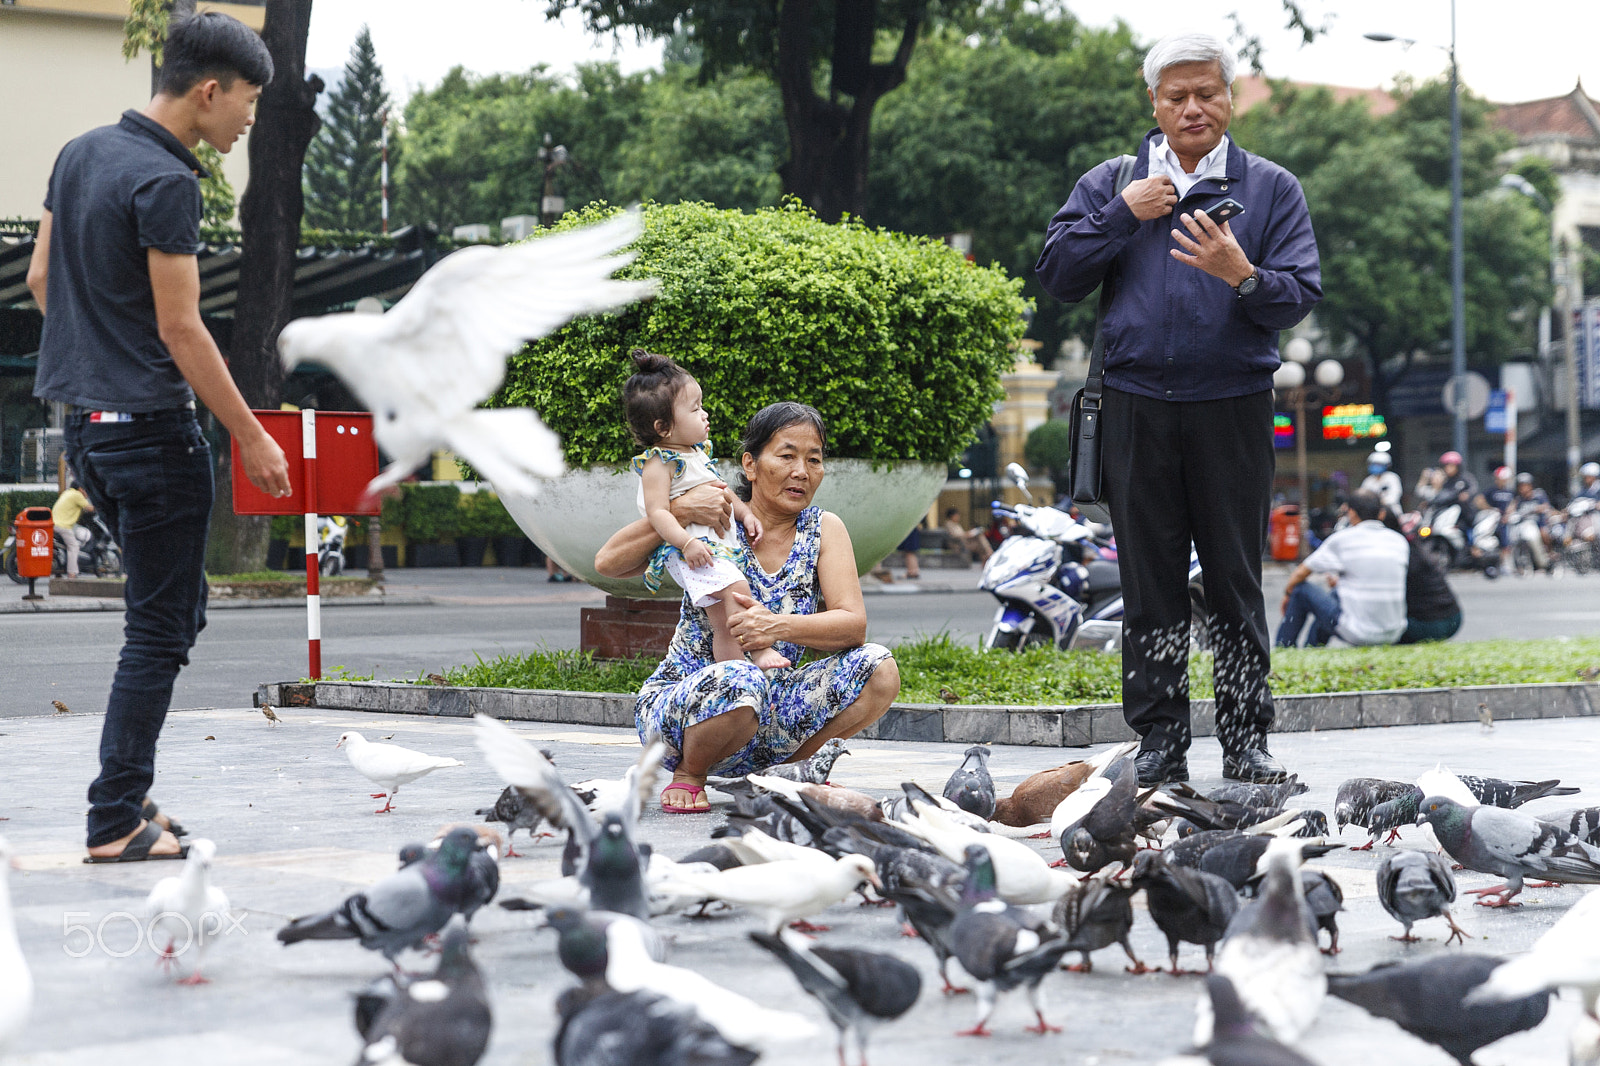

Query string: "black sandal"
[[141, 797, 188, 837], [83, 819, 189, 864]]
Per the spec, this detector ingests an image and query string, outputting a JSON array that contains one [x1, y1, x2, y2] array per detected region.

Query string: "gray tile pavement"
[[2, 708, 1597, 1064]]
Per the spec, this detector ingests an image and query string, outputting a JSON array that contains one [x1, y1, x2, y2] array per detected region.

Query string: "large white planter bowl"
[[498, 459, 948, 598]]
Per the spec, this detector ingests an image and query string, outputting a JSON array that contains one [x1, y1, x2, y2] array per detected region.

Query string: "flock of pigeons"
[[6, 721, 1600, 1065]]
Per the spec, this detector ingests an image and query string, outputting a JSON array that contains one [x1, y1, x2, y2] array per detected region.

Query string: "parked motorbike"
[[317, 515, 347, 576], [979, 464, 1209, 653], [4, 512, 122, 583]]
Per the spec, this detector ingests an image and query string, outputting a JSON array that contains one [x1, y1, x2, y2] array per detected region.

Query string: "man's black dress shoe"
[[1135, 749, 1189, 787], [1222, 748, 1289, 783]]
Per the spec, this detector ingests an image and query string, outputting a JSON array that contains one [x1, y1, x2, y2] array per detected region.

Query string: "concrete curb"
[[253, 678, 1600, 747], [0, 592, 434, 614]]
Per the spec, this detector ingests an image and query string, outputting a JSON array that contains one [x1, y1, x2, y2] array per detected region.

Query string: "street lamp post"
[[1367, 1, 1467, 465], [1275, 337, 1345, 558], [538, 133, 569, 228]]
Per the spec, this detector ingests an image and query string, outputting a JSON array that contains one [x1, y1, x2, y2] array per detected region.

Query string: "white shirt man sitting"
[[1275, 491, 1409, 647]]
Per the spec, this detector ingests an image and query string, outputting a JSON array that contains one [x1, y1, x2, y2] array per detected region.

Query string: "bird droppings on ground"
[[1, 707, 1598, 1065]]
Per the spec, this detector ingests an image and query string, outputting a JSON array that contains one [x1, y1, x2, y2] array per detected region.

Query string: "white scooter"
[[978, 464, 1209, 652]]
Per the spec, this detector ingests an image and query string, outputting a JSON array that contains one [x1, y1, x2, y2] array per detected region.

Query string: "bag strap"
[[1083, 154, 1139, 409]]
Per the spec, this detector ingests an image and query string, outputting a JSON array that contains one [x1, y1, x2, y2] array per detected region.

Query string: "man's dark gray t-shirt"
[[35, 110, 208, 412]]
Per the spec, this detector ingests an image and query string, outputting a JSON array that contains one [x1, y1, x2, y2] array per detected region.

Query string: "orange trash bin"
[[13, 506, 54, 578], [1269, 504, 1301, 561]]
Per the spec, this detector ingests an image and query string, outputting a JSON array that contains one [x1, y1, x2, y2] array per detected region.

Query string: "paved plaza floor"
[[2, 707, 1597, 1065]]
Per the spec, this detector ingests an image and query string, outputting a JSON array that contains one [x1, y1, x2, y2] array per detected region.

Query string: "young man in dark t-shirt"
[[26, 13, 291, 862]]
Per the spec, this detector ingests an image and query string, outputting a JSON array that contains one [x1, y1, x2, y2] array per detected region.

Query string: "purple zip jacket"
[[1035, 129, 1322, 403]]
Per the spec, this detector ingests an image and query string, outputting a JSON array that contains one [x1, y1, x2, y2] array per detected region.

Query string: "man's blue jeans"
[[65, 409, 212, 847], [1275, 582, 1340, 648]]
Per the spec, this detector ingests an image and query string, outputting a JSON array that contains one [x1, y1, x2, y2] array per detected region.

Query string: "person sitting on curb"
[[1276, 491, 1409, 648], [943, 507, 993, 564], [1380, 505, 1462, 643]]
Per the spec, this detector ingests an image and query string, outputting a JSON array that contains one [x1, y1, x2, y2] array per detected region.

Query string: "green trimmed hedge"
[[494, 200, 1028, 468], [2, 490, 57, 528]]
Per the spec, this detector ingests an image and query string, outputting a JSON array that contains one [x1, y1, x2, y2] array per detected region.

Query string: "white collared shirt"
[[1148, 134, 1230, 198]]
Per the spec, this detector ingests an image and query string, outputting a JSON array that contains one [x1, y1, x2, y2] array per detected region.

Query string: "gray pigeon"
[[552, 986, 758, 1066], [1334, 778, 1414, 832], [1299, 869, 1344, 956], [1543, 806, 1600, 847], [1327, 955, 1550, 1066], [1416, 795, 1600, 906], [1197, 839, 1324, 1047], [943, 745, 997, 820], [1130, 850, 1238, 975], [1201, 974, 1321, 1065], [1456, 775, 1578, 809], [946, 846, 1071, 1036], [352, 918, 491, 1066], [1206, 775, 1307, 810], [1058, 752, 1146, 874], [759, 738, 851, 786], [279, 827, 479, 963], [749, 930, 922, 1066], [476, 781, 554, 857], [474, 715, 663, 887], [1053, 869, 1144, 973], [1375, 849, 1465, 944]]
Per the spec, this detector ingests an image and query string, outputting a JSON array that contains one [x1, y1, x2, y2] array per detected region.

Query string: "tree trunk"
[[206, 0, 322, 573], [776, 0, 921, 220]]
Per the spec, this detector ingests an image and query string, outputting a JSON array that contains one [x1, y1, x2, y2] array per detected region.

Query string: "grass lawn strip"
[[405, 635, 1600, 704]]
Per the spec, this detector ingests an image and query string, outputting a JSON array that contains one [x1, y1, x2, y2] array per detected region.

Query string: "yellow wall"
[[0, 3, 259, 223]]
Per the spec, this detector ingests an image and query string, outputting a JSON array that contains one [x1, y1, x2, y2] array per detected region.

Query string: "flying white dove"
[[0, 836, 32, 1055], [144, 838, 232, 985], [277, 210, 658, 498], [336, 731, 464, 813]]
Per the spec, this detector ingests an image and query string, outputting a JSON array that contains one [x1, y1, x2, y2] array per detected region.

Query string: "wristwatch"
[[1235, 270, 1260, 297]]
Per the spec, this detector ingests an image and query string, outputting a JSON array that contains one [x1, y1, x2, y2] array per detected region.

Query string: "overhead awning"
[[0, 223, 438, 319]]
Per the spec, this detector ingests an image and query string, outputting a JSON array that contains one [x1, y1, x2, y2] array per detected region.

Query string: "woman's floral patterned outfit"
[[634, 506, 892, 775]]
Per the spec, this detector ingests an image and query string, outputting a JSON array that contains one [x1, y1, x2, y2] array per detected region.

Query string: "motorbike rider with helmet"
[[1577, 462, 1600, 501], [1358, 451, 1402, 512], [1431, 451, 1479, 517]]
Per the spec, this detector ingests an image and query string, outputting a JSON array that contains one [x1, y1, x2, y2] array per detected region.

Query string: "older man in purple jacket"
[[1036, 31, 1322, 787]]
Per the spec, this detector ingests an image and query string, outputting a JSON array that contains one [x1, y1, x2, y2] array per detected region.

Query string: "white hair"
[[1143, 32, 1236, 94]]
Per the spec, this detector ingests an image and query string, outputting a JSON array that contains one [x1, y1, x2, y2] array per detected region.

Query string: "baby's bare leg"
[[710, 579, 790, 669]]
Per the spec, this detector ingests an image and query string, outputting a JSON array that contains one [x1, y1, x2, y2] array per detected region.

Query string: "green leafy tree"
[[865, 12, 1149, 364], [304, 26, 394, 231], [395, 61, 783, 229], [1232, 78, 1552, 407], [546, 0, 983, 219]]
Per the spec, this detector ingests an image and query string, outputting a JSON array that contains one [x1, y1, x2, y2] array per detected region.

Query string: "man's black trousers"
[[1101, 386, 1276, 757]]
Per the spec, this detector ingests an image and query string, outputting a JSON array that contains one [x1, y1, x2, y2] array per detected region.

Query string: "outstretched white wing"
[[374, 210, 656, 419]]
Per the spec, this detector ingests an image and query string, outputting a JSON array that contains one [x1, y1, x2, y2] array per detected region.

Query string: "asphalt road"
[[3, 564, 1599, 720]]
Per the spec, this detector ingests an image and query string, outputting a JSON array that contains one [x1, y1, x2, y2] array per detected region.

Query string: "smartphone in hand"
[[1200, 198, 1245, 224]]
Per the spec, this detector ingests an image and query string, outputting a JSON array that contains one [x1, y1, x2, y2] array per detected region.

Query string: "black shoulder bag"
[[1065, 153, 1138, 522]]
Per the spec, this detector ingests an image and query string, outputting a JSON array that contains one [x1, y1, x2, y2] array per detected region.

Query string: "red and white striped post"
[[301, 408, 322, 679]]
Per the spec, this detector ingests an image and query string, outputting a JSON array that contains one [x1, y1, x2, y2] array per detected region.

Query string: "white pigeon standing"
[[277, 210, 658, 499], [652, 853, 880, 934], [0, 835, 33, 1055], [337, 732, 464, 813], [144, 838, 231, 985]]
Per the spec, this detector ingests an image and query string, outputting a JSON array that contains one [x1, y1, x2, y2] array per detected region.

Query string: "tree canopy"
[[303, 26, 395, 231], [1231, 77, 1552, 403]]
